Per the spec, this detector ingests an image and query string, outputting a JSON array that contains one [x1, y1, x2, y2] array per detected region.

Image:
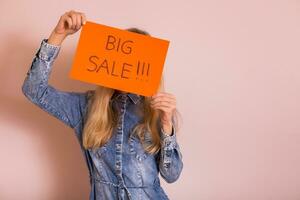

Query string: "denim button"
[[137, 155, 142, 162], [116, 144, 121, 150], [166, 150, 172, 157], [164, 163, 171, 168]]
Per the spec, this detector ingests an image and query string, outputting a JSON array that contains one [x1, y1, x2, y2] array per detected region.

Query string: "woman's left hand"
[[150, 92, 176, 136]]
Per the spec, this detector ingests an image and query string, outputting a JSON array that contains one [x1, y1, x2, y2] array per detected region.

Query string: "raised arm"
[[21, 10, 88, 142]]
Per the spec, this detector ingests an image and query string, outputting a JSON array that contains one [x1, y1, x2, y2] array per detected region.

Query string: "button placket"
[[115, 94, 128, 182], [112, 94, 133, 199]]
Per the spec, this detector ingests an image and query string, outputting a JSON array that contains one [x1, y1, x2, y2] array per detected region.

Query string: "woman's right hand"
[[47, 10, 87, 46]]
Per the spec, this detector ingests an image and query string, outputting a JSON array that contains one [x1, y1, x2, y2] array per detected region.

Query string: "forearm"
[[22, 39, 60, 101], [159, 125, 183, 183]]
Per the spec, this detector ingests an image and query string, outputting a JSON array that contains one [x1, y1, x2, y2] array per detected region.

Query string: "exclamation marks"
[[136, 61, 150, 82]]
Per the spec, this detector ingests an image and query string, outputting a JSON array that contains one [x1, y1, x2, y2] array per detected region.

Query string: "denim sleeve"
[[158, 124, 184, 183], [21, 38, 87, 139]]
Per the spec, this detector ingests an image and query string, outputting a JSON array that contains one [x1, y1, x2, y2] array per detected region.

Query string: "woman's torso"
[[75, 90, 170, 200]]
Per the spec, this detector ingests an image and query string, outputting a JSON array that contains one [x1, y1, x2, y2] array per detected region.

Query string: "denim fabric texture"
[[22, 39, 183, 200]]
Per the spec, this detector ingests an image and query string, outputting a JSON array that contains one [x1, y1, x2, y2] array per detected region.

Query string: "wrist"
[[162, 123, 173, 136], [47, 30, 67, 46]]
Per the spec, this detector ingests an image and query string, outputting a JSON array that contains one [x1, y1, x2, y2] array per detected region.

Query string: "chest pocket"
[[89, 143, 108, 161], [129, 131, 153, 162], [90, 133, 116, 160]]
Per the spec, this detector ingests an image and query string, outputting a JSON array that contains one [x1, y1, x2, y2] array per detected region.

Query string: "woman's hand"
[[47, 10, 87, 46], [150, 92, 177, 135]]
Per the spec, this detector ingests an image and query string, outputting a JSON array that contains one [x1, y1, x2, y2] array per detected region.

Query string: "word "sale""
[[86, 35, 150, 81]]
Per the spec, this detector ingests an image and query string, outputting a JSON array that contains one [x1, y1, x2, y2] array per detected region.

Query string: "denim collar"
[[111, 90, 142, 104]]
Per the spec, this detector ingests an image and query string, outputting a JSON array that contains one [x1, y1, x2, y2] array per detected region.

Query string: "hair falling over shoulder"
[[82, 75, 181, 154]]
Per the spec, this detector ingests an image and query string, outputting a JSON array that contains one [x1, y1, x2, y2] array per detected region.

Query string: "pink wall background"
[[1, 0, 300, 199]]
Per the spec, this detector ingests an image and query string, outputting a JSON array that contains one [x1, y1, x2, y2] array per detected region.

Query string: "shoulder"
[[80, 89, 95, 123]]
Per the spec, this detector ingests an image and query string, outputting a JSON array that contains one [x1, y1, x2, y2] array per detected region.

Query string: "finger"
[[151, 96, 176, 105], [69, 13, 77, 29], [152, 92, 175, 99], [151, 94, 176, 100], [150, 100, 176, 106], [80, 13, 86, 25], [76, 14, 81, 29], [151, 105, 173, 113], [68, 10, 75, 17], [151, 97, 176, 105], [152, 94, 175, 100], [151, 101, 175, 110], [151, 102, 176, 109], [65, 16, 73, 29], [151, 101, 176, 110]]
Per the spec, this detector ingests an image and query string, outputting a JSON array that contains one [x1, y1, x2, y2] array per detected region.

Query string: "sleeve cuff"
[[160, 125, 177, 149], [37, 39, 61, 61]]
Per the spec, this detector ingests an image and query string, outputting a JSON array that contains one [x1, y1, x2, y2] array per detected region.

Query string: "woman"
[[22, 10, 183, 200]]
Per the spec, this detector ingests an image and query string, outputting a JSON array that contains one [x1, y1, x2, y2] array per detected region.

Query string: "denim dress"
[[22, 39, 183, 200]]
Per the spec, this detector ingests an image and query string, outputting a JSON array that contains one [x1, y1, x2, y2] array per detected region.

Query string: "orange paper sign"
[[69, 21, 170, 96]]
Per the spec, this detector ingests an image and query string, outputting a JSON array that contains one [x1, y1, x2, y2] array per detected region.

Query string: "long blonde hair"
[[82, 28, 181, 154]]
